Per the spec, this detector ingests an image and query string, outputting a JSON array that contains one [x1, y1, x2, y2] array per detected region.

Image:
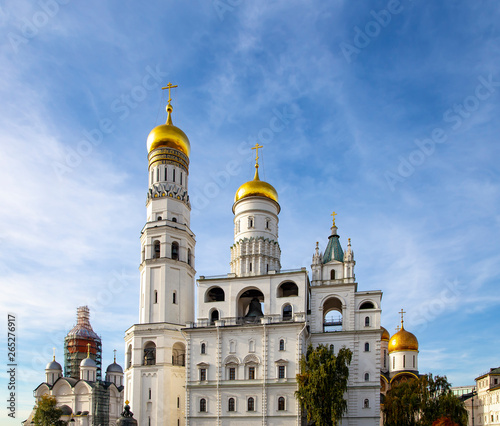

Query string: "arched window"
[[248, 217, 254, 228], [282, 304, 292, 321], [210, 310, 219, 325], [157, 216, 162, 221], [278, 396, 285, 411], [277, 282, 299, 297], [205, 287, 225, 302], [249, 262, 252, 272], [172, 217, 177, 222], [364, 342, 370, 352], [201, 343, 206, 354], [200, 398, 206, 412], [187, 249, 192, 266], [180, 172, 183, 185], [247, 397, 255, 412], [413, 355, 415, 368], [279, 339, 285, 351], [360, 301, 375, 309], [173, 168, 176, 183], [127, 344, 132, 368], [393, 357, 395, 369], [364, 399, 370, 409], [173, 291, 177, 304], [154, 290, 158, 304], [364, 373, 370, 382], [403, 354, 406, 368], [171, 242, 179, 260], [172, 342, 185, 366], [143, 342, 156, 366], [228, 398, 235, 412], [153, 240, 161, 259], [384, 350, 387, 368], [365, 316, 370, 326], [177, 397, 180, 408], [164, 168, 167, 181], [330, 269, 335, 280]]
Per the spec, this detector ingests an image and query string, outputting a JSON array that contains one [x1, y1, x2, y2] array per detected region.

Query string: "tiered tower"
[[230, 144, 281, 276], [64, 306, 102, 380], [124, 84, 195, 426]]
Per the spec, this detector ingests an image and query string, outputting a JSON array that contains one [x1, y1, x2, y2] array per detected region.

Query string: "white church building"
[[123, 88, 386, 426]]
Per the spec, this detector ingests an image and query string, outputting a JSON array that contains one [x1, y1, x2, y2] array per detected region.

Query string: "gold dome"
[[234, 168, 278, 203], [388, 325, 418, 353], [146, 104, 190, 157], [381, 326, 390, 341]]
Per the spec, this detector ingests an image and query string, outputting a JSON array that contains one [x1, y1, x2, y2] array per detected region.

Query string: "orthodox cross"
[[113, 349, 117, 363], [331, 211, 337, 226], [87, 343, 91, 357], [399, 308, 406, 326], [53, 347, 56, 361], [162, 82, 178, 104], [251, 143, 263, 167]]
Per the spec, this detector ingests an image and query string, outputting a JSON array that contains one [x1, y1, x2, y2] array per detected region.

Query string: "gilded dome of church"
[[146, 104, 191, 157], [234, 168, 278, 203], [388, 325, 419, 353], [381, 326, 390, 341]]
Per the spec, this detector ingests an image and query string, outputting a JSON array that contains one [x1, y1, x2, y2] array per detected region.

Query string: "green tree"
[[383, 374, 468, 426], [33, 394, 67, 426], [296, 344, 352, 426]]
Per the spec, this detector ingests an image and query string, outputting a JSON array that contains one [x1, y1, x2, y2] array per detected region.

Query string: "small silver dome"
[[46, 360, 62, 370], [106, 362, 123, 374], [80, 357, 97, 368]]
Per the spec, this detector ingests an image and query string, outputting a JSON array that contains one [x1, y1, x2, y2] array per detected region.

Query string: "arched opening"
[[279, 339, 285, 351], [127, 344, 132, 368], [171, 241, 179, 260], [247, 397, 255, 412], [200, 398, 206, 412], [153, 240, 161, 259], [154, 290, 158, 304], [187, 249, 192, 266], [143, 341, 156, 366], [238, 288, 264, 322], [282, 304, 292, 321], [364, 399, 370, 409], [228, 398, 235, 412], [277, 281, 298, 297], [365, 373, 370, 381], [323, 297, 343, 332], [364, 342, 370, 352], [172, 342, 185, 366], [205, 287, 225, 302], [210, 309, 219, 325], [172, 217, 177, 222], [278, 396, 285, 411], [330, 269, 336, 280], [360, 301, 375, 309], [201, 343, 206, 354], [365, 316, 370, 326], [172, 291, 177, 304], [157, 216, 162, 221]]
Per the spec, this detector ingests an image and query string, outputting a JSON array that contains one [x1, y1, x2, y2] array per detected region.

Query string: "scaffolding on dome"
[[63, 306, 102, 380]]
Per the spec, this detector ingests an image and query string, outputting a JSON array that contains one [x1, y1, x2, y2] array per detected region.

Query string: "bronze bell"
[[245, 297, 264, 320]]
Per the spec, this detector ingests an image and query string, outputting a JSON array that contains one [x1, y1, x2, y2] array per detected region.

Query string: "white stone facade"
[[474, 369, 500, 425]]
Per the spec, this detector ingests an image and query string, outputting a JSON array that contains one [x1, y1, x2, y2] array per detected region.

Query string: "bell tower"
[[124, 84, 195, 426]]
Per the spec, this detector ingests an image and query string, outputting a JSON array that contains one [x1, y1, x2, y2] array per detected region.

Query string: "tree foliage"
[[383, 374, 468, 426], [296, 344, 352, 426], [33, 394, 67, 426]]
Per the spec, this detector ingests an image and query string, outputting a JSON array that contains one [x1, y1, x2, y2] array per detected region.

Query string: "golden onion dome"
[[388, 325, 418, 353], [381, 326, 390, 342], [146, 104, 190, 157], [234, 168, 278, 203]]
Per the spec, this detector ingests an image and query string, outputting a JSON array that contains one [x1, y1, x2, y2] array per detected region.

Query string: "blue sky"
[[1, 0, 499, 421]]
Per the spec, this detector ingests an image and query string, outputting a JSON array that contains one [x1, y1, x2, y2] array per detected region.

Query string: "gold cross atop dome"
[[331, 211, 337, 226], [251, 143, 263, 169], [53, 347, 56, 361], [113, 349, 117, 363], [87, 343, 91, 358], [399, 308, 406, 327], [162, 82, 178, 105]]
